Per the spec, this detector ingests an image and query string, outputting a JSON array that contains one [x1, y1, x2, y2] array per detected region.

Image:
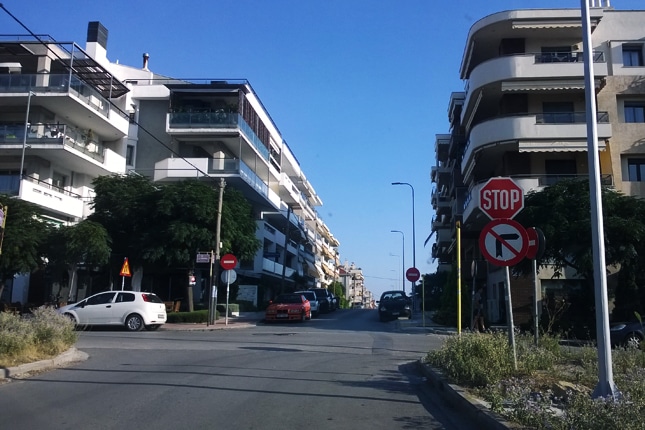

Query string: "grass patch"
[[0, 307, 78, 368], [425, 331, 645, 430]]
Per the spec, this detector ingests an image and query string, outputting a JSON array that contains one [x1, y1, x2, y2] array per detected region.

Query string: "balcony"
[[0, 74, 129, 137], [463, 52, 607, 115], [0, 175, 85, 219], [153, 157, 269, 201], [462, 112, 612, 177], [0, 123, 105, 162], [167, 112, 270, 162]]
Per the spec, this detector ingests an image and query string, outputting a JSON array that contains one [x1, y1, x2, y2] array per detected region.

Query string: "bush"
[[0, 307, 77, 367], [166, 309, 213, 323]]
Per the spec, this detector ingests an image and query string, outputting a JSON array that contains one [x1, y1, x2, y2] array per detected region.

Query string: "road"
[[0, 309, 478, 430]]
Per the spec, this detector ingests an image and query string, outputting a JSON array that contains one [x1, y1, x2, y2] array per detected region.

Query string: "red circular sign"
[[406, 267, 420, 283], [220, 253, 238, 270], [479, 219, 529, 266], [479, 177, 524, 220]]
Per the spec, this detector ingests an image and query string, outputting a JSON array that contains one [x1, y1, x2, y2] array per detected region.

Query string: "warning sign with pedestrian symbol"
[[120, 258, 132, 277], [479, 219, 529, 266]]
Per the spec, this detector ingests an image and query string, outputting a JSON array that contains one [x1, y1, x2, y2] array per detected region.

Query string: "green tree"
[[514, 178, 645, 328], [89, 175, 260, 300], [44, 220, 111, 302], [0, 195, 51, 301]]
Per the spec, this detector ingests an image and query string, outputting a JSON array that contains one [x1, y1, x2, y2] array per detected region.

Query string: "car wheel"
[[379, 313, 387, 322], [125, 314, 144, 331], [145, 324, 161, 331], [625, 332, 642, 349]]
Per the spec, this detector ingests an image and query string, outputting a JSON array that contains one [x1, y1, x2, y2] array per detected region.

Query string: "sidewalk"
[[160, 311, 265, 331]]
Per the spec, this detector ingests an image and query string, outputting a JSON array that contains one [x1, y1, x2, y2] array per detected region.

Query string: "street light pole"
[[391, 230, 405, 293], [392, 182, 416, 293], [20, 91, 35, 195]]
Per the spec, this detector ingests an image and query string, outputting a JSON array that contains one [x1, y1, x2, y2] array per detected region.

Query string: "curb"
[[1, 347, 89, 380], [416, 361, 522, 430]]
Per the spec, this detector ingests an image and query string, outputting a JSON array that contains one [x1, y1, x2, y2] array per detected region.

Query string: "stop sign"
[[406, 267, 420, 283], [479, 177, 524, 220]]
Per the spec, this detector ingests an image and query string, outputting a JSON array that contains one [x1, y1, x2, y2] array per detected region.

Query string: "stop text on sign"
[[481, 189, 521, 213], [479, 177, 524, 220]]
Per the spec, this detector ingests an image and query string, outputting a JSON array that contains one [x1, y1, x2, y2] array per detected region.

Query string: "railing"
[[0, 174, 83, 199], [0, 123, 105, 162], [536, 111, 609, 124], [534, 51, 605, 63], [0, 73, 110, 117], [168, 111, 270, 161]]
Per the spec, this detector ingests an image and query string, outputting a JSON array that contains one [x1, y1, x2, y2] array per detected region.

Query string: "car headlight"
[[379, 305, 387, 311], [404, 305, 410, 310], [611, 324, 626, 331]]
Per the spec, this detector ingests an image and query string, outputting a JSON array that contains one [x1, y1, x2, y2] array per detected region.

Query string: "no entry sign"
[[220, 254, 238, 270], [479, 177, 524, 220]]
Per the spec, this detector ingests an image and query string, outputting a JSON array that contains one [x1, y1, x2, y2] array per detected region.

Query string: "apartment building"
[[431, 3, 645, 324], [0, 21, 340, 306], [338, 262, 369, 308]]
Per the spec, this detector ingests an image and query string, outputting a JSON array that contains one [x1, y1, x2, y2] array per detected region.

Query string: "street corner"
[[2, 347, 89, 381]]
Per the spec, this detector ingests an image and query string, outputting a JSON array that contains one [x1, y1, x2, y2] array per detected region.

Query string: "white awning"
[[519, 140, 607, 152], [512, 20, 582, 29], [501, 79, 599, 92]]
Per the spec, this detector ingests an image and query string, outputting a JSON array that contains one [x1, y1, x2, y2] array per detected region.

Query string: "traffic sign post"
[[479, 177, 524, 220]]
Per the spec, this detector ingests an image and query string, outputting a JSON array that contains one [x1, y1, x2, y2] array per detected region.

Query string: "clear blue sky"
[[3, 1, 642, 299]]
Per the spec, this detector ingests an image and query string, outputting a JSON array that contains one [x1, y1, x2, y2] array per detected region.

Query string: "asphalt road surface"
[[1, 309, 479, 430]]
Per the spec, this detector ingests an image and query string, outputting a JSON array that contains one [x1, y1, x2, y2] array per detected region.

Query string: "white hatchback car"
[[294, 290, 319, 317], [58, 291, 167, 331]]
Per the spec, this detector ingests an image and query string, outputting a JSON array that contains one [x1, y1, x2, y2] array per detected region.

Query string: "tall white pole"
[[20, 91, 34, 195], [580, 0, 618, 399], [391, 230, 405, 292]]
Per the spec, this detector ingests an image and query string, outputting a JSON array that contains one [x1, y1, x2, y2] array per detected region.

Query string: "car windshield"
[[274, 294, 303, 304], [381, 292, 406, 301], [297, 292, 316, 301]]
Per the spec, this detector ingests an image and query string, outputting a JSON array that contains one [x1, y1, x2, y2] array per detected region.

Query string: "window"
[[623, 45, 644, 67], [116, 292, 135, 303], [628, 159, 645, 182], [625, 102, 645, 123], [126, 144, 135, 166]]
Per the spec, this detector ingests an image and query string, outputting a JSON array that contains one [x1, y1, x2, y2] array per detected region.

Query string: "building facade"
[[431, 3, 645, 325], [0, 21, 341, 306]]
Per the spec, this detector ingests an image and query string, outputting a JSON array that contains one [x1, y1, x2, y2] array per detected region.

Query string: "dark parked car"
[[377, 290, 412, 322], [309, 288, 333, 313], [610, 320, 644, 348]]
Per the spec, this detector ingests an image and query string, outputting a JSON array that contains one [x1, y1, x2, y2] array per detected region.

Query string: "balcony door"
[[543, 102, 575, 124], [545, 159, 577, 185]]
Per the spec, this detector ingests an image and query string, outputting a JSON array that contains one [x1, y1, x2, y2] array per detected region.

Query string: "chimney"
[[143, 53, 149, 70], [85, 21, 108, 64]]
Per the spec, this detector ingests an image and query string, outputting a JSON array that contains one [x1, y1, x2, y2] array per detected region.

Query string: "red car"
[[265, 293, 311, 322]]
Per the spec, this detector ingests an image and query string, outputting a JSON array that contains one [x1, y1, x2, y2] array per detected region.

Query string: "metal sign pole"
[[505, 266, 517, 371]]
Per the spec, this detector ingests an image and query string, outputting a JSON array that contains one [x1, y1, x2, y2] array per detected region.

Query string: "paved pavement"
[[0, 311, 515, 429]]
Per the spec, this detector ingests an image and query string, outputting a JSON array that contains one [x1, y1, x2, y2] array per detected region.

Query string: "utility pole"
[[210, 178, 226, 325]]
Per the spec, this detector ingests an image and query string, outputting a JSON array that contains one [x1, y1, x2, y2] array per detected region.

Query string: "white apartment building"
[[0, 21, 339, 306], [431, 3, 645, 324]]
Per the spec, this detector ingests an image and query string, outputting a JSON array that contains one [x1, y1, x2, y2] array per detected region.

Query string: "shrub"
[[0, 308, 77, 367], [166, 309, 213, 323]]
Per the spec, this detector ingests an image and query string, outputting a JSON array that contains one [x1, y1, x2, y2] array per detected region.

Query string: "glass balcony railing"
[[168, 111, 270, 161], [0, 123, 105, 162], [0, 73, 110, 117]]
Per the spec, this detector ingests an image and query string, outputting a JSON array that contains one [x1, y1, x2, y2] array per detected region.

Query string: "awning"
[[519, 140, 607, 152], [501, 79, 599, 92], [512, 20, 582, 30]]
